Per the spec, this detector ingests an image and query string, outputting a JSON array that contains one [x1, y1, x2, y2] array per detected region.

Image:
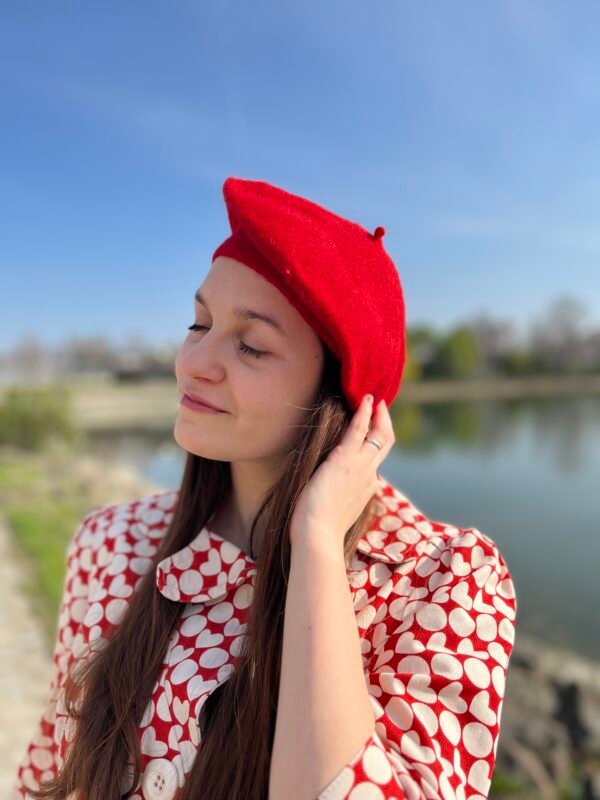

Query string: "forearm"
[[269, 530, 376, 800]]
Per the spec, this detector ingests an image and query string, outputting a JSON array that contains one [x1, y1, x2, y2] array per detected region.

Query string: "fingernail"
[[366, 394, 373, 404]]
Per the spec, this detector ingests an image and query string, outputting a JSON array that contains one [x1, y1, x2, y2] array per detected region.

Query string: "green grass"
[[490, 766, 533, 796], [5, 500, 87, 640], [0, 449, 92, 641], [0, 458, 44, 488]]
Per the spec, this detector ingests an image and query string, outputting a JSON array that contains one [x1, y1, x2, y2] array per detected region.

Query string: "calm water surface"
[[88, 394, 600, 662]]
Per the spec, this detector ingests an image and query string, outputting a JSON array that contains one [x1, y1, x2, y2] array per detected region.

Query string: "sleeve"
[[316, 528, 517, 800], [12, 509, 101, 799]]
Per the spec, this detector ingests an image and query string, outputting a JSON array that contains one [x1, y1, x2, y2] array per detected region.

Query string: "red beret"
[[211, 176, 406, 413]]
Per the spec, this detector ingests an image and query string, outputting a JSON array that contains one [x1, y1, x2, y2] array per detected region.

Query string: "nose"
[[177, 331, 227, 381]]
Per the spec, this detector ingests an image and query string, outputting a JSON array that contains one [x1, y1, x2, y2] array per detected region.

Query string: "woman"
[[14, 177, 517, 800]]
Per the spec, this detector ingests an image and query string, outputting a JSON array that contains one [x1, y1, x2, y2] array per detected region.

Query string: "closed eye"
[[187, 324, 268, 360]]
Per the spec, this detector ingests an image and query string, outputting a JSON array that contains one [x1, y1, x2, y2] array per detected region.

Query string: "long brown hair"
[[31, 345, 382, 800]]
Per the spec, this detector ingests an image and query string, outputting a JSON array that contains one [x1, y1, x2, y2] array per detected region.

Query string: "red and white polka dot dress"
[[13, 475, 517, 800]]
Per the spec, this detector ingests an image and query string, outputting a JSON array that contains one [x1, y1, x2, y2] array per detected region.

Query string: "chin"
[[172, 422, 228, 461]]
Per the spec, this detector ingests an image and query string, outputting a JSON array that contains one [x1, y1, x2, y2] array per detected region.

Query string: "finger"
[[373, 399, 394, 439], [347, 394, 373, 448], [362, 400, 394, 460]]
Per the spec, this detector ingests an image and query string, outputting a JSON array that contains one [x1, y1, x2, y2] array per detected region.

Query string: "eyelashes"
[[187, 324, 267, 360]]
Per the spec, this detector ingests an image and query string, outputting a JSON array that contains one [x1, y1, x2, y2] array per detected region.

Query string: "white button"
[[141, 757, 178, 800]]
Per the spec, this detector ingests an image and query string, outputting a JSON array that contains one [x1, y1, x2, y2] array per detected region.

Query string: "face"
[[174, 256, 325, 472]]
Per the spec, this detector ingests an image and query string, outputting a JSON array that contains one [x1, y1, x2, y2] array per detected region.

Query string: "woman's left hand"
[[289, 394, 396, 552]]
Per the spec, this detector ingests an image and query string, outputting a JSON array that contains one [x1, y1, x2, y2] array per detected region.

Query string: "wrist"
[[290, 523, 345, 562]]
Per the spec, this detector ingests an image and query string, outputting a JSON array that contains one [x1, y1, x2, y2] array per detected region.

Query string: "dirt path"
[[0, 515, 54, 797]]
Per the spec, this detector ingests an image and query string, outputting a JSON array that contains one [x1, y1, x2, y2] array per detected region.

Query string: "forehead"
[[194, 287, 288, 337], [200, 256, 324, 356]]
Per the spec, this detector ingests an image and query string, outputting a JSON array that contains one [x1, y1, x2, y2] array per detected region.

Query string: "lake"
[[87, 393, 600, 663]]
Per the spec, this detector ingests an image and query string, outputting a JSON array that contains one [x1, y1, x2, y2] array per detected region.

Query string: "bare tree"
[[528, 294, 593, 371]]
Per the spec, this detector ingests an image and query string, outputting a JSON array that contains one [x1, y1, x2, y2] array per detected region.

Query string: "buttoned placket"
[[136, 517, 260, 797]]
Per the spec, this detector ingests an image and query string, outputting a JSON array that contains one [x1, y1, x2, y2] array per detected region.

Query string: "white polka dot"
[[106, 520, 129, 537], [488, 641, 509, 667], [491, 665, 506, 698], [171, 658, 199, 685], [130, 557, 153, 575], [431, 653, 463, 679], [70, 597, 88, 623], [78, 547, 93, 570], [415, 556, 439, 577], [412, 702, 439, 736], [349, 782, 384, 799], [105, 598, 128, 625], [156, 690, 171, 722], [88, 625, 103, 642], [140, 698, 155, 727], [229, 558, 247, 583], [416, 603, 447, 631], [84, 602, 104, 626], [30, 747, 53, 770], [199, 647, 229, 669], [498, 617, 515, 644], [180, 614, 207, 637], [172, 548, 194, 570], [362, 743, 393, 784], [383, 695, 413, 731], [157, 492, 177, 510], [449, 607, 476, 636], [233, 583, 254, 609], [140, 507, 164, 525], [357, 604, 378, 629], [107, 553, 128, 575], [208, 602, 234, 623], [464, 658, 491, 688], [179, 570, 202, 595], [476, 614, 497, 642], [463, 721, 493, 757], [439, 710, 461, 745]]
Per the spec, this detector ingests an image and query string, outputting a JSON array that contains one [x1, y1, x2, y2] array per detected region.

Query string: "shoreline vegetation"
[[1, 448, 600, 796], [1, 373, 600, 432]]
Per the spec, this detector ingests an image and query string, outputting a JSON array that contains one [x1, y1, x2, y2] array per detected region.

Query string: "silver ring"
[[364, 436, 383, 451]]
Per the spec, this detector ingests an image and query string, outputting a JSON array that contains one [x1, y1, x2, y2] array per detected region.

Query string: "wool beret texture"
[[211, 176, 406, 413]]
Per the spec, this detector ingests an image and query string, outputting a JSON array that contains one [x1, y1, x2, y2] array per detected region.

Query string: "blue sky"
[[2, 0, 600, 352]]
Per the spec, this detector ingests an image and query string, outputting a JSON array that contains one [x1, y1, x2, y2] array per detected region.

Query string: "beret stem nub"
[[372, 225, 385, 240]]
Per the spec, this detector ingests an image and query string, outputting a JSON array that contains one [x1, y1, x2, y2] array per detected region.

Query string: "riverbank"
[[3, 373, 600, 432], [0, 448, 162, 797]]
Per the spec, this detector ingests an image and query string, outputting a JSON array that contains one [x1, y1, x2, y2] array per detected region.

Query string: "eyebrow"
[[194, 289, 288, 337]]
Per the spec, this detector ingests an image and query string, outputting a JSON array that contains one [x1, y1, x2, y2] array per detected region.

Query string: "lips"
[[181, 388, 226, 412]]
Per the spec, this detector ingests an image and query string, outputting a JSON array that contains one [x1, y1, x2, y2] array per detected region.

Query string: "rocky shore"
[[497, 632, 600, 797]]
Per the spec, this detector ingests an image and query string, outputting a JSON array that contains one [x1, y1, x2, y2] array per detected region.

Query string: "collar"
[[155, 477, 428, 604], [156, 510, 258, 605], [352, 478, 430, 567]]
